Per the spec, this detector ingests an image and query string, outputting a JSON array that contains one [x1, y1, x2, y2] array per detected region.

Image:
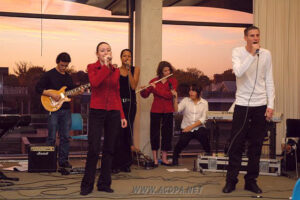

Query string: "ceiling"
[[65, 0, 253, 16]]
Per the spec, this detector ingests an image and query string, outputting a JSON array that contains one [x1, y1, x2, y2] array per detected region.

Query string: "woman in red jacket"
[[140, 61, 177, 167], [80, 42, 127, 195]]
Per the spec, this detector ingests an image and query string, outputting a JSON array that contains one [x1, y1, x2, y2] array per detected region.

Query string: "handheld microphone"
[[125, 60, 130, 70], [253, 42, 260, 55], [104, 56, 112, 66]]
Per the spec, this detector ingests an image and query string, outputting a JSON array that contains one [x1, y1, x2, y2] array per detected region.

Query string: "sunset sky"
[[0, 0, 253, 78]]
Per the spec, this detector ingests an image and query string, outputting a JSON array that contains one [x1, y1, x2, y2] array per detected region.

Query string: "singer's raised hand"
[[125, 60, 130, 69], [104, 55, 112, 66], [112, 64, 118, 69]]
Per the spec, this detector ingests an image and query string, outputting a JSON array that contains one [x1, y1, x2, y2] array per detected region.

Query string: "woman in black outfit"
[[112, 49, 140, 173]]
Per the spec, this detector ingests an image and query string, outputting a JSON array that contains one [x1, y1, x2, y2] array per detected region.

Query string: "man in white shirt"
[[222, 26, 275, 194], [171, 84, 210, 166]]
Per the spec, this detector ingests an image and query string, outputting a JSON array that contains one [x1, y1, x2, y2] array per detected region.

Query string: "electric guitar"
[[41, 83, 90, 112]]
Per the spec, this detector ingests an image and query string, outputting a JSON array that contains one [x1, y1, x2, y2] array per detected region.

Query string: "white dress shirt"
[[232, 47, 275, 109], [177, 97, 208, 131]]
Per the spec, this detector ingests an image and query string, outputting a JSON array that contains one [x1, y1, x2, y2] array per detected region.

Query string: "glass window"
[[162, 7, 253, 153], [0, 16, 128, 155], [0, 0, 128, 18], [0, 17, 128, 77], [163, 6, 253, 24], [163, 25, 245, 111], [162, 7, 253, 112]]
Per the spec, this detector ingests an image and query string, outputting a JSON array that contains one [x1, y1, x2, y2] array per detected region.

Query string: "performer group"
[[35, 25, 275, 196]]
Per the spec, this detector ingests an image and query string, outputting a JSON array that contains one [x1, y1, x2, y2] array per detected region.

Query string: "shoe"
[[80, 188, 93, 196], [161, 162, 172, 166], [120, 167, 131, 173], [98, 186, 114, 193], [112, 169, 120, 174], [244, 182, 262, 194], [58, 167, 70, 175], [153, 160, 159, 168], [172, 158, 179, 166], [59, 161, 72, 168], [222, 182, 236, 193]]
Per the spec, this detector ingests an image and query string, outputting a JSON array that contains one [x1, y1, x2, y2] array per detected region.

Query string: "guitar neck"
[[65, 83, 90, 96]]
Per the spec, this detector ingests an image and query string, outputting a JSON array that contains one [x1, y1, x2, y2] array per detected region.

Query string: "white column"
[[134, 0, 162, 157]]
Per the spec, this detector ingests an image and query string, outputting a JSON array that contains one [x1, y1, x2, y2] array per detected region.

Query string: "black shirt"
[[119, 66, 136, 104], [36, 68, 74, 110]]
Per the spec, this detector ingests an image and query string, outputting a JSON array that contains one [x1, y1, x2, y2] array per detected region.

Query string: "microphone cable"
[[125, 65, 141, 168], [225, 53, 260, 157]]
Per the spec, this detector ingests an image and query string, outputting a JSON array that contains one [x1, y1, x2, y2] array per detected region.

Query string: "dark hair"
[[190, 84, 202, 98], [96, 42, 109, 53], [244, 25, 260, 36], [156, 61, 174, 78], [120, 49, 132, 57], [56, 52, 71, 64]]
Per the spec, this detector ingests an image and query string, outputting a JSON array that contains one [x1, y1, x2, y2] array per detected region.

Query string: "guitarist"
[[35, 52, 83, 169]]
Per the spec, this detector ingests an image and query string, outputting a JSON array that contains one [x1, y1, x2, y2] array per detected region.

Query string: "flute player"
[[140, 61, 177, 167]]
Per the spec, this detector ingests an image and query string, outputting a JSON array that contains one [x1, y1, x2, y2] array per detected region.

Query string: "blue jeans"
[[47, 109, 71, 165]]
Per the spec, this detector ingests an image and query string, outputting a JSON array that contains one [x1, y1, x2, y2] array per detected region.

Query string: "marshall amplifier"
[[28, 145, 57, 172]]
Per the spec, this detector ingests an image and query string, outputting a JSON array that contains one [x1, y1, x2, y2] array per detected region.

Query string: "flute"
[[136, 73, 173, 93]]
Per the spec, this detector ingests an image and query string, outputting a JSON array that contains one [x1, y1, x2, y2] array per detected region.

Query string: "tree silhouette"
[[14, 61, 29, 76], [65, 65, 76, 74], [173, 67, 210, 97], [222, 69, 235, 81], [13, 62, 46, 113], [70, 70, 89, 86], [4, 74, 19, 86]]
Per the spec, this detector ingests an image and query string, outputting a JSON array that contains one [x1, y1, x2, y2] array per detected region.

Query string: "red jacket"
[[88, 60, 125, 119], [140, 77, 177, 113]]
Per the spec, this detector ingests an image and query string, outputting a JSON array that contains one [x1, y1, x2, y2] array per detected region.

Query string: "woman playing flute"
[[140, 61, 177, 167]]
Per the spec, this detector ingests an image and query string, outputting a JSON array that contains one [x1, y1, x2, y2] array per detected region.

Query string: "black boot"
[[222, 182, 236, 193], [98, 185, 114, 193], [172, 156, 179, 166], [244, 182, 262, 194]]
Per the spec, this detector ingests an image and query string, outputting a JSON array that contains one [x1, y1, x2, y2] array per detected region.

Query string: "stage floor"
[[0, 157, 296, 200]]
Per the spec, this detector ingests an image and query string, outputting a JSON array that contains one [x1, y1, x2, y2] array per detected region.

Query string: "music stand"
[[0, 115, 31, 182]]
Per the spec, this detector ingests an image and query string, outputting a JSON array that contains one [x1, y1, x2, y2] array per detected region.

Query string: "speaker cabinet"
[[28, 145, 57, 172]]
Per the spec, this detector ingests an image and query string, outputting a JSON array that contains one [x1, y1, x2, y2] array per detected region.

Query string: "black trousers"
[[112, 102, 136, 169], [226, 105, 267, 184], [81, 109, 120, 190], [173, 127, 210, 159], [150, 112, 173, 151]]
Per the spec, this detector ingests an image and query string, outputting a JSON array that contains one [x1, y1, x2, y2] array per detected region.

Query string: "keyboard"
[[207, 111, 282, 122]]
